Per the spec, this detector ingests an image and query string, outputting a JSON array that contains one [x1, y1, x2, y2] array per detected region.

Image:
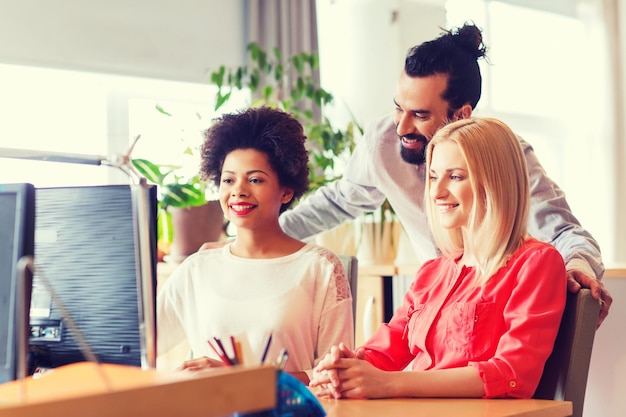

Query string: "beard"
[[399, 134, 428, 165]]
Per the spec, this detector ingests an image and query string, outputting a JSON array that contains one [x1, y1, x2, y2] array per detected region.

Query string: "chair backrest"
[[534, 288, 601, 417], [337, 255, 358, 326]]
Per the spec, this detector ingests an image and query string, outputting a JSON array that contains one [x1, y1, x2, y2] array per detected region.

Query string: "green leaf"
[[210, 66, 225, 87], [292, 55, 304, 73], [214, 91, 232, 111], [257, 48, 267, 69], [157, 209, 174, 244], [234, 67, 244, 90], [262, 85, 273, 101], [155, 104, 172, 116], [132, 158, 169, 185], [274, 64, 284, 83], [249, 42, 261, 60], [272, 47, 282, 63], [161, 183, 207, 209], [250, 70, 259, 91]]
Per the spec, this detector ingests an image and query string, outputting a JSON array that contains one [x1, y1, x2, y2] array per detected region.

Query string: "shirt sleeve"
[[314, 254, 355, 369], [279, 121, 388, 240], [521, 137, 605, 280], [469, 245, 567, 398]]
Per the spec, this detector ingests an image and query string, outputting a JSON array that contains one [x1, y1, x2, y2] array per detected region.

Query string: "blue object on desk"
[[235, 370, 326, 417]]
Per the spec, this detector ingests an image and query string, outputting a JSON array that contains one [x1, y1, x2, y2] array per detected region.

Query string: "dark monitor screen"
[[28, 184, 157, 372], [0, 183, 35, 383]]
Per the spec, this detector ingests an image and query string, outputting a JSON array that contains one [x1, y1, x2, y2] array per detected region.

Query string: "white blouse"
[[157, 243, 354, 373]]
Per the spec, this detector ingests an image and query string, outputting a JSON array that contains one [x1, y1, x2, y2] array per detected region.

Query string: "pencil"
[[235, 340, 243, 365], [229, 336, 240, 365], [260, 332, 273, 364], [207, 339, 232, 367], [214, 337, 234, 366]]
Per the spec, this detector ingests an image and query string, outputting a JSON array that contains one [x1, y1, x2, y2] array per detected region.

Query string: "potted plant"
[[210, 42, 362, 199], [133, 42, 362, 261], [132, 128, 224, 263]]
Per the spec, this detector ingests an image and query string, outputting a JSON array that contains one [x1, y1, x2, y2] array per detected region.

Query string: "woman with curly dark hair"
[[157, 107, 354, 384]]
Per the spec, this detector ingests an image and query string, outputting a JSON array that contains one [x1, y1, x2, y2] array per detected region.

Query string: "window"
[[0, 64, 249, 189], [446, 0, 616, 264], [128, 93, 249, 184], [0, 64, 110, 186]]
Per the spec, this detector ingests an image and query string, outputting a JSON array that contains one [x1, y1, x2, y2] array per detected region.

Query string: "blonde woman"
[[309, 118, 566, 399]]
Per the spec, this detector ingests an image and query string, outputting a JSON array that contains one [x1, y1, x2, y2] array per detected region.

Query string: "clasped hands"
[[309, 342, 390, 399]]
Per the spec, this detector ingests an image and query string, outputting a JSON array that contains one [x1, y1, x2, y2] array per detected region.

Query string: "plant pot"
[[166, 201, 225, 263]]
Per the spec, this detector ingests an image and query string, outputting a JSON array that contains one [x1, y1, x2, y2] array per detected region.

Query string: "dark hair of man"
[[199, 106, 310, 212], [404, 23, 488, 116]]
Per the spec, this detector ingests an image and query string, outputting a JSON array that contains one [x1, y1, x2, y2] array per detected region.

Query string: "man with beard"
[[277, 23, 612, 325]]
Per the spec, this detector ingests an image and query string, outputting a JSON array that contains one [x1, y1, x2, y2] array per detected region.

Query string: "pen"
[[260, 332, 273, 364], [276, 348, 288, 370]]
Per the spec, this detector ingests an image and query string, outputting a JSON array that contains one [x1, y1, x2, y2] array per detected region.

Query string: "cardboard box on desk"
[[0, 362, 276, 417]]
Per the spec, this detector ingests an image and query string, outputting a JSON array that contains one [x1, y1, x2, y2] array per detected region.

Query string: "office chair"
[[337, 255, 358, 327], [534, 288, 601, 417]]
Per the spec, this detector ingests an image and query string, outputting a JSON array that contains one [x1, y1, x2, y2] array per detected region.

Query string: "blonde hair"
[[425, 118, 530, 284]]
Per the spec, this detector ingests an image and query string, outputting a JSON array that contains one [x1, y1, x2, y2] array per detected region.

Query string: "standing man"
[[278, 23, 612, 326]]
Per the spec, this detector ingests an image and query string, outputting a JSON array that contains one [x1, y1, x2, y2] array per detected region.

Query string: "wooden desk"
[[0, 359, 573, 417], [0, 363, 276, 417], [318, 397, 573, 417]]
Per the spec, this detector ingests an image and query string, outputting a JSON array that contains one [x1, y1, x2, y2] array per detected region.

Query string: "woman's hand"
[[310, 343, 365, 399], [179, 356, 225, 371], [310, 351, 393, 399]]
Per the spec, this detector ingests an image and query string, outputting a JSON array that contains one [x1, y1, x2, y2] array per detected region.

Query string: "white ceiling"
[[0, 0, 245, 83]]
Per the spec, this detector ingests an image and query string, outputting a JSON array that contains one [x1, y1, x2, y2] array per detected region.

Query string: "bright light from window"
[[487, 3, 583, 118], [0, 63, 250, 189], [445, 0, 614, 263], [128, 88, 250, 187], [0, 64, 110, 186]]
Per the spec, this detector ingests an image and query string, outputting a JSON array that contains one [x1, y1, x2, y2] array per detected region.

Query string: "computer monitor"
[[0, 183, 35, 383], [28, 184, 157, 372]]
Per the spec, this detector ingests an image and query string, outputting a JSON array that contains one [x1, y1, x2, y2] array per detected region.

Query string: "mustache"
[[400, 133, 428, 142]]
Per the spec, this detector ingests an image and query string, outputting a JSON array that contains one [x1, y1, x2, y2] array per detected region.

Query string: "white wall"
[[316, 0, 445, 131], [616, 0, 626, 261], [575, 4, 626, 414], [0, 0, 245, 83], [584, 276, 626, 417]]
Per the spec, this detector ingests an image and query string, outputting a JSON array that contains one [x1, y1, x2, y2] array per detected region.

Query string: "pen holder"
[[234, 370, 326, 417]]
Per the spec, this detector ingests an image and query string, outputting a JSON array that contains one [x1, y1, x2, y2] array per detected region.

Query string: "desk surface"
[[0, 363, 276, 417], [318, 397, 572, 417]]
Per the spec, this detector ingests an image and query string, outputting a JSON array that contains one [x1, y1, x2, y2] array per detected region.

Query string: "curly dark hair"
[[199, 106, 310, 212], [404, 22, 488, 115]]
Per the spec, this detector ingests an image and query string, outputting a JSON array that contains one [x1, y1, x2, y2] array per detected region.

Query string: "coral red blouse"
[[362, 238, 567, 398]]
